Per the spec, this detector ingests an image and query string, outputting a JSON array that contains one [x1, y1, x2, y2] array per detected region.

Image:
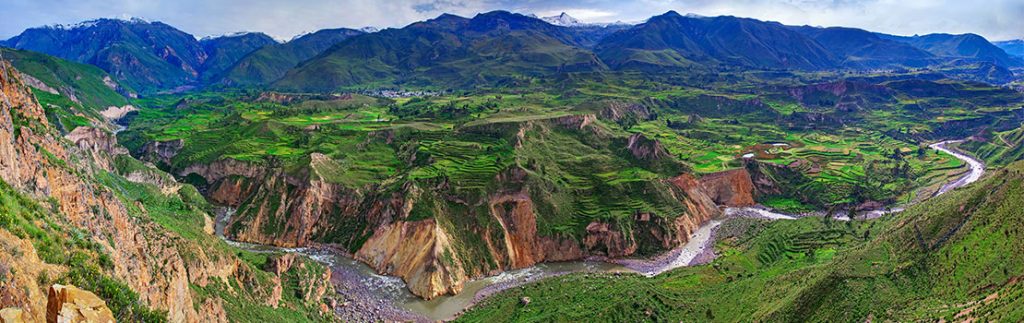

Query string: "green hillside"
[[459, 160, 1024, 322], [958, 125, 1024, 167], [219, 28, 364, 86], [273, 12, 605, 92], [1, 47, 132, 132], [1, 47, 130, 110]]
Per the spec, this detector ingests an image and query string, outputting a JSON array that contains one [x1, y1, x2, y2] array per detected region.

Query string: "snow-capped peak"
[[542, 12, 582, 26], [200, 31, 260, 41], [126, 17, 150, 24], [359, 26, 380, 33], [43, 17, 151, 31], [47, 20, 100, 30]]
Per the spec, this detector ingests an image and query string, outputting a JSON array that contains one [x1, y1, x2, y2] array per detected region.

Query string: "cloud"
[[0, 0, 1020, 41]]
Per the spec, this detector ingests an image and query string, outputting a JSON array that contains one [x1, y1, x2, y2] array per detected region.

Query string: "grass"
[[1, 47, 131, 111], [457, 216, 876, 322], [458, 161, 1024, 322], [0, 178, 168, 322], [117, 71, 1022, 297]]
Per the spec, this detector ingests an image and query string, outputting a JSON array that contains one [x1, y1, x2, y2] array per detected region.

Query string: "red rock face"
[[698, 168, 757, 207], [207, 156, 724, 299]]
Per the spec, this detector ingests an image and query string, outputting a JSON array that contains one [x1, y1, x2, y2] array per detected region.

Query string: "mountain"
[[273, 11, 605, 91], [538, 12, 634, 47], [7, 13, 1017, 93], [542, 12, 582, 26], [882, 33, 1023, 67], [791, 26, 936, 69], [0, 47, 131, 111], [3, 18, 207, 94], [198, 32, 277, 82], [995, 39, 1024, 58], [217, 28, 364, 86], [595, 11, 837, 70]]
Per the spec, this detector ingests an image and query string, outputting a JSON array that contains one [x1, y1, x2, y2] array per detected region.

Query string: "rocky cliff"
[[698, 168, 756, 207], [192, 144, 722, 300], [0, 61, 334, 322], [46, 284, 116, 323], [0, 59, 214, 322]]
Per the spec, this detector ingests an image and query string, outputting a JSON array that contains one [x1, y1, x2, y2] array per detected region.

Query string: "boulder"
[[0, 308, 25, 323], [46, 284, 115, 323]]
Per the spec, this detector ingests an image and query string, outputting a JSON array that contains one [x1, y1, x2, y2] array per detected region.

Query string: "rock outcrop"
[[138, 139, 184, 166], [0, 229, 61, 322], [666, 173, 725, 242], [0, 60, 332, 322], [356, 219, 468, 298], [627, 133, 671, 161], [99, 105, 137, 120], [699, 168, 756, 207], [46, 285, 115, 323], [204, 153, 721, 299], [0, 308, 25, 323], [599, 101, 654, 122]]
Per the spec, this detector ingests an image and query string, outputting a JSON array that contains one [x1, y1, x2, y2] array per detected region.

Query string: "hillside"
[[883, 33, 1024, 68], [273, 11, 605, 91], [957, 125, 1024, 168], [199, 32, 278, 83], [460, 159, 1024, 322], [0, 59, 336, 322], [0, 47, 130, 109], [3, 18, 208, 93], [790, 26, 936, 69], [0, 47, 132, 132], [595, 11, 837, 70], [2, 19, 277, 94], [995, 40, 1024, 58], [218, 28, 364, 86]]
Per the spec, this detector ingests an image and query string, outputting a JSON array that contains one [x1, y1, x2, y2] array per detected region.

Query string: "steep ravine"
[[192, 159, 758, 321], [180, 156, 725, 300]]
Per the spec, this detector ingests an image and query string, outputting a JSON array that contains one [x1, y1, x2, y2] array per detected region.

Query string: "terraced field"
[[460, 161, 1024, 321]]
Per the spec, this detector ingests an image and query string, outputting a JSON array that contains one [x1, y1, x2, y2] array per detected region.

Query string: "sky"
[[1, 0, 1022, 41]]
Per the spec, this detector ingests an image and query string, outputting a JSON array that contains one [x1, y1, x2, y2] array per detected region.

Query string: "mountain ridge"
[[3, 10, 1019, 94]]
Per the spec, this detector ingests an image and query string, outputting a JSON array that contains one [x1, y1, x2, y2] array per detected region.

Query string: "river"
[[721, 140, 985, 221], [212, 139, 985, 321]]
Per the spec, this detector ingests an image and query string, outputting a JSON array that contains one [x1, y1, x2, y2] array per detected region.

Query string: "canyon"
[[175, 138, 736, 300], [0, 61, 335, 322]]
